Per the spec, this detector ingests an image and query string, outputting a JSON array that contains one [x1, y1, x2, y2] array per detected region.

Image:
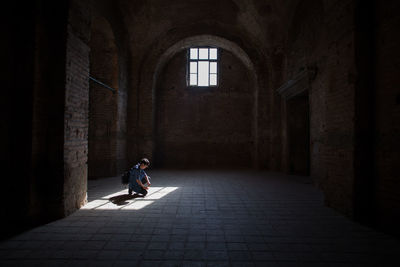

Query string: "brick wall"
[[312, 1, 357, 216], [89, 2, 130, 174], [284, 0, 400, 235], [155, 50, 254, 168], [285, 0, 357, 216], [88, 15, 119, 178]]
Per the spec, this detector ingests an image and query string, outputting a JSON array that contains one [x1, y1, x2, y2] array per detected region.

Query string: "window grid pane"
[[198, 61, 209, 86], [190, 48, 198, 60], [209, 48, 217, 60], [190, 62, 198, 74], [190, 74, 197, 85], [210, 74, 217, 86], [210, 62, 217, 74], [199, 48, 209, 59]]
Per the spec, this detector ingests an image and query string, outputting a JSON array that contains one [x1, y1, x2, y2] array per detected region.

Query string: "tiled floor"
[[1, 170, 400, 266]]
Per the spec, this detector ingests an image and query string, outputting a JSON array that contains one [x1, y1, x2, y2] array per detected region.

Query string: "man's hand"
[[145, 175, 151, 187]]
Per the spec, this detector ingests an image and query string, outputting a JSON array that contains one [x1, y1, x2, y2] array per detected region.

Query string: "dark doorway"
[[287, 93, 310, 175]]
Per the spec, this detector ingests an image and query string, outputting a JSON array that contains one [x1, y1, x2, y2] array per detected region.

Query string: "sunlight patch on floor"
[[81, 186, 179, 210]]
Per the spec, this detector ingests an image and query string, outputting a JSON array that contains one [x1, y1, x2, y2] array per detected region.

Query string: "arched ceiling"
[[115, 0, 298, 58], [154, 34, 255, 76]]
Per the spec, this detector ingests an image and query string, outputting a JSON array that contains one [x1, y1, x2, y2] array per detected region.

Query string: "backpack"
[[121, 168, 131, 184]]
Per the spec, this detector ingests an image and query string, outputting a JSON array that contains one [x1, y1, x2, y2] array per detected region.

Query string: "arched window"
[[188, 47, 218, 87]]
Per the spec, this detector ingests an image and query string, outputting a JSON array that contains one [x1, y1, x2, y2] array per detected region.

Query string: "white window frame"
[[187, 47, 219, 87]]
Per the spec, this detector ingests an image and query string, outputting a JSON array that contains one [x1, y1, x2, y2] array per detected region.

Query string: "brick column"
[[64, 0, 91, 215]]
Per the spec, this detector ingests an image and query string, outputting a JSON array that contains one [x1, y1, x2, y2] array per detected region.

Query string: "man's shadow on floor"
[[109, 193, 143, 206]]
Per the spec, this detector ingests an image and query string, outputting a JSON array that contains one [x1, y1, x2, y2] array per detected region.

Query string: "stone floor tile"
[[185, 242, 206, 250], [139, 260, 162, 266], [95, 250, 120, 260], [169, 242, 185, 250], [25, 249, 54, 259], [151, 235, 171, 242], [88, 260, 116, 267], [205, 250, 228, 260], [118, 249, 144, 260], [251, 251, 275, 261], [131, 235, 152, 243], [148, 241, 168, 250], [206, 261, 230, 267], [247, 243, 270, 251], [161, 260, 183, 266], [228, 251, 253, 261], [104, 241, 127, 250], [225, 235, 245, 243], [206, 235, 225, 242], [109, 234, 132, 241], [182, 261, 206, 267], [143, 249, 165, 260], [72, 249, 97, 260], [50, 250, 75, 259], [206, 242, 226, 250], [184, 249, 206, 260], [82, 240, 107, 250], [253, 262, 280, 267], [19, 240, 46, 250], [164, 250, 185, 260], [114, 260, 140, 267], [227, 242, 248, 251]]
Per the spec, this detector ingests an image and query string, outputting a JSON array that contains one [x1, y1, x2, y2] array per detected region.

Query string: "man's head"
[[139, 158, 150, 169]]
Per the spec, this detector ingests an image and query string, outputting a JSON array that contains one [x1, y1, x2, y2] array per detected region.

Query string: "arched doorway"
[[152, 35, 259, 169]]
